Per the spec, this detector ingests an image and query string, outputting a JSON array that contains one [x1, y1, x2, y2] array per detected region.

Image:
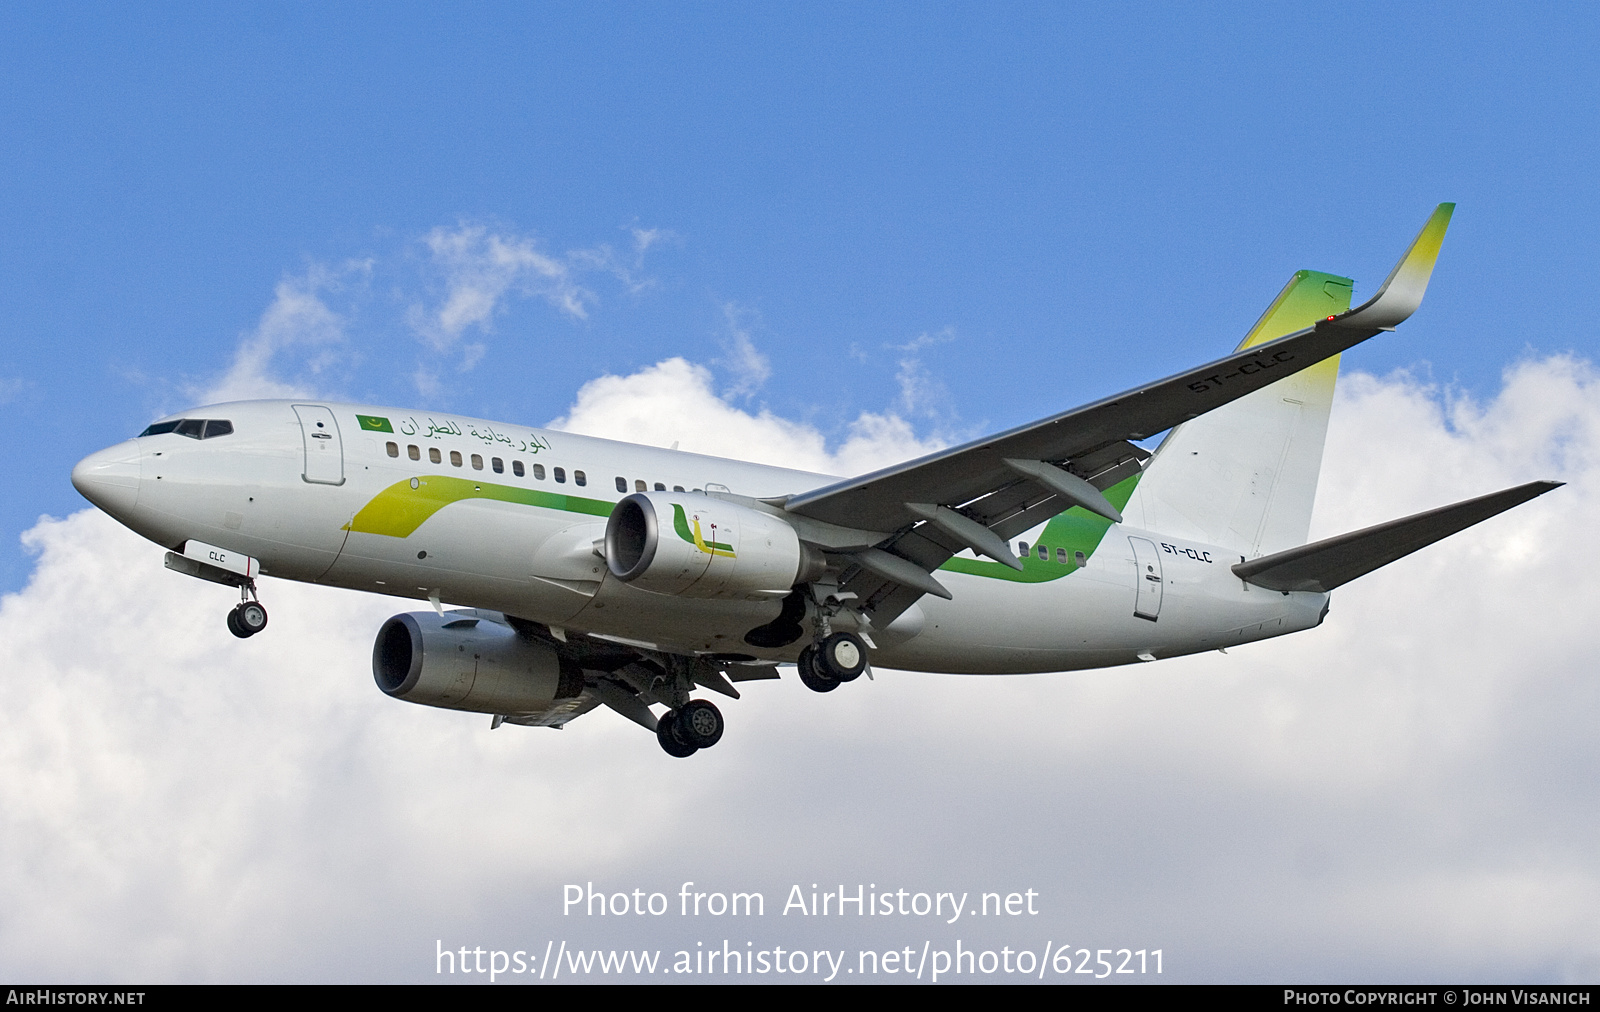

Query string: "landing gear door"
[[1129, 536, 1163, 621], [292, 404, 345, 486]]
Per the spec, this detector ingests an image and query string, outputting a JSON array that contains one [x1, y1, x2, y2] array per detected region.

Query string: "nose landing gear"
[[226, 582, 269, 639]]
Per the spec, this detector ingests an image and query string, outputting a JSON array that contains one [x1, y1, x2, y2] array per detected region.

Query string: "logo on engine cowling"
[[672, 504, 735, 558]]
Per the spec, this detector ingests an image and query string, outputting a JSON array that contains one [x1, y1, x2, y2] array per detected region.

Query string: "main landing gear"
[[797, 631, 869, 693], [226, 581, 268, 639], [656, 699, 725, 758]]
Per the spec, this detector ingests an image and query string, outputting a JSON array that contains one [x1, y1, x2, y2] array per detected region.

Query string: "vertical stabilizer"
[[1132, 270, 1354, 556]]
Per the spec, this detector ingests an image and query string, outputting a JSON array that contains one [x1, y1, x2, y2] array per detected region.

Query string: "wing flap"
[[1231, 480, 1561, 593], [588, 680, 661, 731]]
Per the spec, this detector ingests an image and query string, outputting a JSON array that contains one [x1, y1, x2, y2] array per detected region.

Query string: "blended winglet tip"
[[1332, 202, 1456, 330]]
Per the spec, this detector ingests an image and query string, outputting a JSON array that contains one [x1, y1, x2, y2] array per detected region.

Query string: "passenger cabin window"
[[654, 482, 666, 491], [386, 442, 399, 457], [553, 467, 565, 483], [1018, 541, 1029, 557], [635, 479, 647, 492], [1038, 544, 1048, 560], [1074, 551, 1087, 567], [450, 450, 463, 467], [429, 448, 441, 464], [532, 463, 545, 480], [574, 470, 586, 487], [674, 486, 684, 492], [513, 460, 525, 477], [471, 454, 483, 470], [615, 476, 627, 493], [1056, 547, 1067, 564], [408, 445, 420, 461], [492, 457, 504, 474]]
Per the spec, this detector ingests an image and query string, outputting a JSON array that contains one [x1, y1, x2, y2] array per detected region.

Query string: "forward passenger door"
[[293, 404, 345, 486]]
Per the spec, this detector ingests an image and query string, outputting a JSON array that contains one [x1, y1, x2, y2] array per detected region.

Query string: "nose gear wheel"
[[226, 581, 268, 638]]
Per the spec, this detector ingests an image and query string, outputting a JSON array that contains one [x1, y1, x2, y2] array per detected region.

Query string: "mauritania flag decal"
[[356, 414, 393, 433]]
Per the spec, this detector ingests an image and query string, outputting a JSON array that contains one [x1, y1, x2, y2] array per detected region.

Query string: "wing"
[[781, 204, 1456, 624]]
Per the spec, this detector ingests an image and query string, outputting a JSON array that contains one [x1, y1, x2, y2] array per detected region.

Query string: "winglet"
[[1333, 203, 1454, 330]]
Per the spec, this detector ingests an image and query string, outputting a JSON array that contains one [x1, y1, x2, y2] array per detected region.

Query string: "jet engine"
[[373, 611, 582, 713], [604, 492, 824, 600]]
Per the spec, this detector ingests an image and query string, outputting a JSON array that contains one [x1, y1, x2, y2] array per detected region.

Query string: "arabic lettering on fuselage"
[[394, 415, 552, 454]]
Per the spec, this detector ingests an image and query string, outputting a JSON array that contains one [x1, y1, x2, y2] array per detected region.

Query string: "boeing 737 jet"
[[71, 205, 1559, 756]]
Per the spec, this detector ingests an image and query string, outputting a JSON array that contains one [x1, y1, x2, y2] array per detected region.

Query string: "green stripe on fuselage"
[[938, 473, 1141, 583], [344, 475, 614, 538], [344, 469, 1141, 583]]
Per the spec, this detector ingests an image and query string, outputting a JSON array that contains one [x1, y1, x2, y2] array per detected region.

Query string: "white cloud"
[[578, 224, 674, 296], [548, 356, 941, 475], [200, 267, 351, 405], [715, 303, 772, 398], [406, 223, 668, 394], [1316, 356, 1600, 529], [0, 511, 678, 980], [185, 221, 676, 407], [891, 328, 956, 356], [894, 355, 944, 419], [631, 227, 665, 256], [4, 356, 1599, 980], [889, 327, 957, 429], [410, 224, 602, 356]]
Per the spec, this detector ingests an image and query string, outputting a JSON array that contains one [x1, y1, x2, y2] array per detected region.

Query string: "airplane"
[[71, 204, 1560, 757]]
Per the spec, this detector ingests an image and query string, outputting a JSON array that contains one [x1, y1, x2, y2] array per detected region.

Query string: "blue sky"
[[6, 3, 1597, 588], [4, 5, 1600, 983]]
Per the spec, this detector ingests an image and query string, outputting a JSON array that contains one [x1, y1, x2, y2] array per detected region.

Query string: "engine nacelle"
[[605, 492, 821, 600], [373, 611, 581, 713]]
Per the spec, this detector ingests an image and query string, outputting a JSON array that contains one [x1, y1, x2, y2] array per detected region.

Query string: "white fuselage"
[[72, 400, 1328, 673]]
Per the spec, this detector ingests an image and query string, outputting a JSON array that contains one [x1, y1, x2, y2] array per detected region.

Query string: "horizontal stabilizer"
[[1231, 480, 1561, 593]]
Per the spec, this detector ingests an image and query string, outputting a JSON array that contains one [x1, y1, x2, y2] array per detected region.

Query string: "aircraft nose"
[[72, 440, 141, 517]]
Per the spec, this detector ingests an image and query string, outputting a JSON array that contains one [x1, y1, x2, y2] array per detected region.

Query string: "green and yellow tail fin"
[[1133, 269, 1355, 556]]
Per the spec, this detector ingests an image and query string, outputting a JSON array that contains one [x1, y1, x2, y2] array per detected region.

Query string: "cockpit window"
[[138, 418, 235, 439]]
